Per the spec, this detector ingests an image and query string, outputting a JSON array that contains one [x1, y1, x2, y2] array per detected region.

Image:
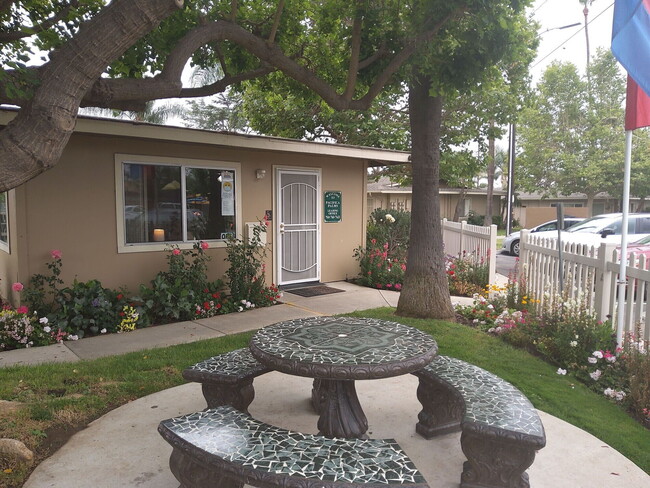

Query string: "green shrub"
[[224, 220, 281, 308], [138, 241, 227, 323], [353, 241, 405, 290], [366, 208, 410, 261]]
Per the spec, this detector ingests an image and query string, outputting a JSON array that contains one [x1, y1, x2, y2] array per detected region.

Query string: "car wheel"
[[512, 240, 520, 257]]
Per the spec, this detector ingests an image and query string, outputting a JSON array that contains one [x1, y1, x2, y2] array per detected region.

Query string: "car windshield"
[[632, 234, 650, 245], [565, 215, 612, 233]]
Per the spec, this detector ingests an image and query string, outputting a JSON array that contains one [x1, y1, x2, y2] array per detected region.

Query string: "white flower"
[[100, 328, 107, 334], [487, 304, 494, 310], [606, 355, 616, 363], [589, 369, 602, 381], [569, 341, 578, 348], [604, 388, 615, 397], [614, 391, 626, 401], [68, 335, 79, 341], [587, 357, 597, 364], [39, 317, 48, 324], [238, 306, 244, 312], [592, 350, 604, 359], [43, 326, 51, 333], [557, 368, 567, 375], [385, 214, 396, 223]]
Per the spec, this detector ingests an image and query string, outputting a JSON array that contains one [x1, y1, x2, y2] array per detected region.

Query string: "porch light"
[[256, 169, 266, 179]]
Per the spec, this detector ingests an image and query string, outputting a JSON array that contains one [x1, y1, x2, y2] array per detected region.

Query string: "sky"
[[531, 0, 615, 82]]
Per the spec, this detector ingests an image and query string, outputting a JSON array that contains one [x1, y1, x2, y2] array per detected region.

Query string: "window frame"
[[0, 191, 9, 254], [115, 154, 242, 253]]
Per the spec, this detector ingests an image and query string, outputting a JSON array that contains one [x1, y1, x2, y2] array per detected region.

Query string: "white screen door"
[[277, 169, 320, 285]]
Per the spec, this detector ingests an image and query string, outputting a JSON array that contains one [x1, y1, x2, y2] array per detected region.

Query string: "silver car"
[[502, 217, 583, 256]]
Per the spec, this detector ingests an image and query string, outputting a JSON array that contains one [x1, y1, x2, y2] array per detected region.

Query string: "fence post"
[[489, 224, 497, 286], [459, 221, 466, 257], [595, 242, 615, 324]]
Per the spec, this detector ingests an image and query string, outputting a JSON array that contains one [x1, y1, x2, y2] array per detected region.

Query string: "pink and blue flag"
[[612, 0, 650, 130]]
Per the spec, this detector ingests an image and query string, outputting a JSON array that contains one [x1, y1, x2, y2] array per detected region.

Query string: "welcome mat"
[[284, 285, 345, 297]]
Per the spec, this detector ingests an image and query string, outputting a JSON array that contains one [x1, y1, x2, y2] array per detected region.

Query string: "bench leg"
[[169, 448, 243, 488], [201, 379, 255, 413], [460, 431, 536, 488], [414, 374, 463, 438]]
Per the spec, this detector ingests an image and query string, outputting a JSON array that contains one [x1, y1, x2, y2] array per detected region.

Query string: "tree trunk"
[[396, 74, 454, 320], [452, 189, 467, 222], [0, 0, 183, 192], [485, 121, 495, 226]]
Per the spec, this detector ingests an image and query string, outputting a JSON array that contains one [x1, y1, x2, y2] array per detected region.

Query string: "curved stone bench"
[[158, 405, 430, 488], [182, 348, 271, 413], [412, 356, 546, 488]]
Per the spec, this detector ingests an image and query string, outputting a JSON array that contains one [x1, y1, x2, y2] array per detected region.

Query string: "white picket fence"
[[441, 219, 497, 286], [520, 230, 650, 341]]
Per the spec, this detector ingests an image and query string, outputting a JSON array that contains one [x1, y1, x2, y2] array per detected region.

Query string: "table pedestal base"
[[315, 379, 368, 439]]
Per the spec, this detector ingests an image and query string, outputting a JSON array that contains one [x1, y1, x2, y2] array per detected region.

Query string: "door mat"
[[284, 285, 345, 297]]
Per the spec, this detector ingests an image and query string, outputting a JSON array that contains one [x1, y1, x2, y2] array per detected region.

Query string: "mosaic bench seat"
[[412, 356, 546, 488], [182, 348, 271, 413], [158, 405, 430, 488]]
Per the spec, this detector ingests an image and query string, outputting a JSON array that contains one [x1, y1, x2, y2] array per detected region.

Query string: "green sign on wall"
[[324, 191, 342, 223]]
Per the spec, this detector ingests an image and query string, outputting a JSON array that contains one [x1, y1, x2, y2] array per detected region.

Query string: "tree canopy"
[[516, 49, 635, 215], [1, 0, 537, 319]]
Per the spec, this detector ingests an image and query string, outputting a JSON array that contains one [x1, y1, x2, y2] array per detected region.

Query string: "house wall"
[[522, 206, 590, 228], [8, 132, 366, 296]]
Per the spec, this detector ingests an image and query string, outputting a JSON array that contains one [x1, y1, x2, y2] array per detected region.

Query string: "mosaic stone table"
[[249, 316, 438, 439]]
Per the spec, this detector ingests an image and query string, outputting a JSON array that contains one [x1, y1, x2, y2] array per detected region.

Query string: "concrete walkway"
[[2, 281, 648, 487]]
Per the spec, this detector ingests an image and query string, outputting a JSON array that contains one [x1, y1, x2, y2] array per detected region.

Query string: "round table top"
[[249, 316, 438, 380]]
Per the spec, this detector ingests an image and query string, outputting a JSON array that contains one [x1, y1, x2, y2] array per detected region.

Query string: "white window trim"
[[115, 154, 242, 254], [0, 191, 9, 254]]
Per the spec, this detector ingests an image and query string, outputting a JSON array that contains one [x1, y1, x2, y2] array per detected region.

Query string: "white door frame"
[[274, 167, 321, 286]]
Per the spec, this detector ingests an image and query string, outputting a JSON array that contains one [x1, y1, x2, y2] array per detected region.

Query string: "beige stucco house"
[[0, 110, 409, 302]]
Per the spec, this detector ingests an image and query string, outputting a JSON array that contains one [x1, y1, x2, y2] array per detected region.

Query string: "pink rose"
[[16, 306, 29, 314], [172, 249, 181, 255], [12, 282, 24, 292], [51, 249, 62, 259], [200, 241, 209, 250]]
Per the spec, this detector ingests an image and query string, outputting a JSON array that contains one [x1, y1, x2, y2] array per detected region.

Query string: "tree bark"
[[396, 74, 454, 320], [0, 0, 183, 192]]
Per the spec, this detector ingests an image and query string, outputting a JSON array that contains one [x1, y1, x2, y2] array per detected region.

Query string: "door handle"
[[279, 222, 285, 233]]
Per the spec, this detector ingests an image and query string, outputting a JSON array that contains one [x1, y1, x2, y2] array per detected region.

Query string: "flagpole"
[[616, 130, 633, 347]]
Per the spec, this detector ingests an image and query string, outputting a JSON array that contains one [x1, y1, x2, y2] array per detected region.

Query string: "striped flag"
[[612, 0, 650, 130]]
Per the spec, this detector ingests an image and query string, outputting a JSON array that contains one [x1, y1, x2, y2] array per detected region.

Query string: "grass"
[[1, 309, 649, 487]]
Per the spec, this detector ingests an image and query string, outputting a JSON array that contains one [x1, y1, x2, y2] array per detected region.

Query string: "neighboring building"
[[513, 191, 628, 228], [367, 176, 506, 221], [0, 110, 409, 302]]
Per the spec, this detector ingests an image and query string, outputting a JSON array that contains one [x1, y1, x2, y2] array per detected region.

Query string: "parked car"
[[616, 234, 650, 262], [502, 217, 583, 256], [526, 213, 650, 250]]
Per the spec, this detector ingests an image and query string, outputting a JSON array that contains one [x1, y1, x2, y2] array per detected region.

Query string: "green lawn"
[[1, 308, 648, 487]]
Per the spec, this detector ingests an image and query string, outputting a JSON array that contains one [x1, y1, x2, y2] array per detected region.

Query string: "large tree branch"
[[0, 0, 183, 192], [343, 1, 364, 101], [0, 1, 79, 42]]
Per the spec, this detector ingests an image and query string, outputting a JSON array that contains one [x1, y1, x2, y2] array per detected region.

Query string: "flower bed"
[[1, 222, 282, 352], [455, 276, 650, 429]]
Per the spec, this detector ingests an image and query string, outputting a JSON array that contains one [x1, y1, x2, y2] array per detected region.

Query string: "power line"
[[532, 2, 614, 69], [532, 0, 549, 14]]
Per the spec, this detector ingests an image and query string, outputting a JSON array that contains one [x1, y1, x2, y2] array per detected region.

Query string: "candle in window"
[[153, 228, 165, 242]]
